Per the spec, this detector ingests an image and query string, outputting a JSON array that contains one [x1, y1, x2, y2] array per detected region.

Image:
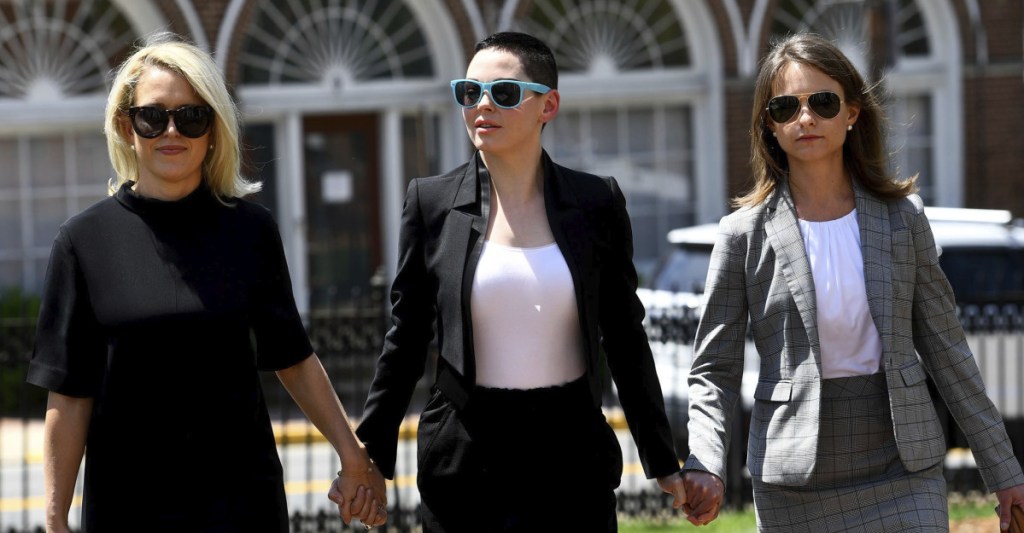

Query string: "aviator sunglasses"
[[450, 79, 551, 109], [126, 105, 214, 139], [766, 91, 843, 123]]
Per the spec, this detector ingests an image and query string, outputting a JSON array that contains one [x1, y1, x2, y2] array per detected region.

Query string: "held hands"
[[682, 470, 724, 526], [328, 455, 388, 529], [657, 471, 688, 511], [996, 483, 1024, 531]]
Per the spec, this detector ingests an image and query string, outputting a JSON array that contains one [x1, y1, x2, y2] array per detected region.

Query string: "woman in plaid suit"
[[682, 33, 1024, 531]]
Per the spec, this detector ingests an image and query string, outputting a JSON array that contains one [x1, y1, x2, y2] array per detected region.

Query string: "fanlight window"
[[0, 0, 133, 99], [240, 0, 433, 86], [514, 0, 690, 75]]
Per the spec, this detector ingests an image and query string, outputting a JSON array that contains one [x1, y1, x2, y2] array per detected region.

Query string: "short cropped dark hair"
[[474, 31, 558, 90]]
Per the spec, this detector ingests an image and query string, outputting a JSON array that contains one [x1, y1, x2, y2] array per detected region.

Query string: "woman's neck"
[[480, 145, 544, 204], [133, 176, 202, 201], [788, 163, 855, 222]]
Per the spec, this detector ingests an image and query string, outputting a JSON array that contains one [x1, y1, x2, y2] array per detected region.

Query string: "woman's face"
[[123, 65, 210, 197], [461, 48, 556, 156], [767, 62, 858, 169]]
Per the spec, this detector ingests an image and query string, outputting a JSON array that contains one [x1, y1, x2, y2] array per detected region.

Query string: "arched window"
[[240, 0, 434, 87]]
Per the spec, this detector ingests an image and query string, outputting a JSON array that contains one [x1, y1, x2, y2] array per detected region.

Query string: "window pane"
[[591, 110, 618, 157], [0, 139, 16, 189], [542, 104, 696, 271], [545, 111, 582, 163], [0, 200, 19, 250], [33, 198, 66, 248], [0, 260, 20, 291], [628, 109, 656, 161], [75, 134, 113, 186], [30, 137, 65, 187]]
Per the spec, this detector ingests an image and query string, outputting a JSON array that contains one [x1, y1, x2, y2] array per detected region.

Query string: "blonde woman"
[[28, 35, 386, 532]]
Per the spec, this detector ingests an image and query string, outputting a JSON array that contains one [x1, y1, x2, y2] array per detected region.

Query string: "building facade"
[[0, 0, 1020, 313]]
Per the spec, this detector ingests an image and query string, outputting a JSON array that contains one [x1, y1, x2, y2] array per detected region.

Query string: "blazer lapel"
[[542, 154, 595, 359], [447, 153, 489, 381], [764, 182, 821, 361], [854, 183, 894, 355]]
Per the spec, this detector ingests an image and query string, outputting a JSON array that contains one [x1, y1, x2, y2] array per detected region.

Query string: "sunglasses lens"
[[808, 92, 841, 119], [454, 81, 481, 106], [489, 82, 521, 108], [175, 106, 212, 138], [767, 96, 799, 123], [132, 107, 169, 138]]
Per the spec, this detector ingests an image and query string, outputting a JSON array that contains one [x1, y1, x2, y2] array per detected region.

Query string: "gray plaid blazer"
[[685, 180, 1024, 491]]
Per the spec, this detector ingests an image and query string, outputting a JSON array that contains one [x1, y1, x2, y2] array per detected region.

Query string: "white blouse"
[[470, 241, 586, 389], [798, 209, 883, 379]]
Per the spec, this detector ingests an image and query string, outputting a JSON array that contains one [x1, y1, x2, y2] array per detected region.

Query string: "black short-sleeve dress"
[[27, 182, 312, 532]]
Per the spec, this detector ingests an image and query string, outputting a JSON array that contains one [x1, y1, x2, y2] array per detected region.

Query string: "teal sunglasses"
[[450, 79, 551, 109]]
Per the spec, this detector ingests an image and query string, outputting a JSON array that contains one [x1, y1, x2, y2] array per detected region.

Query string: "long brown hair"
[[736, 33, 916, 208]]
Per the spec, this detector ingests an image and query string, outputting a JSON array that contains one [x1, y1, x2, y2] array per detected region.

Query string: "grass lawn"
[[619, 492, 1000, 532]]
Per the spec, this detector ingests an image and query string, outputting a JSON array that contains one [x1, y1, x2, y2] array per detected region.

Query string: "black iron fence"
[[1, 298, 1023, 532]]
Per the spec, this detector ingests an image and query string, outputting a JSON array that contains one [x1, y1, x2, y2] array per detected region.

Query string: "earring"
[[772, 132, 777, 137], [847, 125, 852, 131], [209, 144, 214, 150]]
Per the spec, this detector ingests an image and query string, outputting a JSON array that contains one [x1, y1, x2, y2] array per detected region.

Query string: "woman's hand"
[[682, 470, 724, 526], [328, 455, 388, 528], [996, 483, 1024, 531], [657, 471, 688, 511]]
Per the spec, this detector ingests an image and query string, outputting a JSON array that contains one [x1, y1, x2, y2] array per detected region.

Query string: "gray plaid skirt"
[[752, 372, 949, 532]]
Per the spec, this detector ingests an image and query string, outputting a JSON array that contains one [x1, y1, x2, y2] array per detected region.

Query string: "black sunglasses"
[[450, 79, 551, 109], [126, 105, 214, 139], [766, 91, 843, 123]]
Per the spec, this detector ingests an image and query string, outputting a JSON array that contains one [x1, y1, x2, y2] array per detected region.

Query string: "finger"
[[327, 479, 344, 505], [355, 488, 375, 521], [351, 486, 368, 516], [331, 480, 355, 525], [373, 500, 388, 526], [693, 495, 720, 519], [997, 504, 1010, 531], [673, 480, 687, 509], [363, 500, 380, 528]]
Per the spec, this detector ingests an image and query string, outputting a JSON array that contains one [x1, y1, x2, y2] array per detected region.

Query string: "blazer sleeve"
[[906, 203, 1024, 491], [357, 179, 437, 479], [684, 215, 748, 482], [599, 177, 680, 479]]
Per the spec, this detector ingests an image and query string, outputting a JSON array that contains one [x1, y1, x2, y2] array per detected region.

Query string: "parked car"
[[639, 206, 1024, 459]]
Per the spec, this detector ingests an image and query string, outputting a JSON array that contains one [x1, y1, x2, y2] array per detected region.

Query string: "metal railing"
[[1, 299, 1022, 532]]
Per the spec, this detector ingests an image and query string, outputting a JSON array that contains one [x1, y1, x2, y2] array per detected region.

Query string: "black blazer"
[[357, 152, 678, 479]]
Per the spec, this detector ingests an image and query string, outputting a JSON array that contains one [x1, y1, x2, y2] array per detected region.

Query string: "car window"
[[649, 245, 713, 293], [939, 248, 1024, 305]]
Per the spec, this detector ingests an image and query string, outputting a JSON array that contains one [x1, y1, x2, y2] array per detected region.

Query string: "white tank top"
[[470, 241, 586, 389], [798, 209, 883, 378]]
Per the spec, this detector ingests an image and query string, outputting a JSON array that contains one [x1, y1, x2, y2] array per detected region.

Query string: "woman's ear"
[[540, 89, 560, 124], [119, 116, 136, 147], [846, 102, 861, 130]]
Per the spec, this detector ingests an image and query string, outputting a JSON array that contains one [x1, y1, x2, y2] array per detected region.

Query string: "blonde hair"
[[738, 33, 915, 208], [104, 34, 259, 199]]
